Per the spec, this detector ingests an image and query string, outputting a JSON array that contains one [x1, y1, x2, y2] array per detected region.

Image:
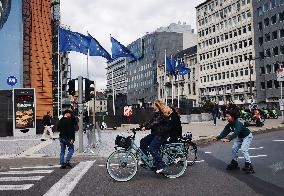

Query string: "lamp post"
[[248, 56, 263, 103]]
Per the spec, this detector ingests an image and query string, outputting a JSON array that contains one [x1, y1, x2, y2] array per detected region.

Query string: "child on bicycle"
[[140, 100, 172, 173], [211, 110, 254, 173]]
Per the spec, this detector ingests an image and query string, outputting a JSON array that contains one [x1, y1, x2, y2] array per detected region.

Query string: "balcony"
[[225, 89, 232, 94], [235, 88, 245, 93]]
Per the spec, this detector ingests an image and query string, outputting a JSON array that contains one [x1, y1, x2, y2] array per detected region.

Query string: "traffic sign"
[[7, 76, 17, 86], [277, 68, 284, 81]]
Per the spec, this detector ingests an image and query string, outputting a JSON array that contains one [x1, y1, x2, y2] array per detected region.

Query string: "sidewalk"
[[0, 118, 283, 159]]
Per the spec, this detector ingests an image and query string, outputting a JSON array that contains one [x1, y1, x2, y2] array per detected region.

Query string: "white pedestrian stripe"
[[273, 140, 284, 142], [0, 184, 34, 191], [238, 147, 264, 150], [0, 170, 53, 175], [44, 161, 95, 196], [10, 165, 60, 170], [239, 155, 267, 159], [204, 152, 212, 154], [0, 176, 44, 181], [187, 160, 205, 163]]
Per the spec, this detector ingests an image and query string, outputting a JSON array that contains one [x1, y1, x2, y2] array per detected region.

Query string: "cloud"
[[61, 0, 204, 90]]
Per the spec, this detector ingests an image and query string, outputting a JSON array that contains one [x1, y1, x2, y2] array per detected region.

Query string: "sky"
[[61, 0, 204, 91]]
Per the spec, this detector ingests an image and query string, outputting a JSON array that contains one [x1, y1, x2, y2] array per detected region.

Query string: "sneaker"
[[226, 159, 240, 170], [65, 162, 72, 168], [156, 168, 164, 174], [174, 157, 182, 164], [242, 162, 255, 173], [60, 164, 66, 169]]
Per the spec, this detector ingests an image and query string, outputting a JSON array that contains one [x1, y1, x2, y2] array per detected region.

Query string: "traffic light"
[[68, 79, 76, 96], [85, 78, 94, 102]]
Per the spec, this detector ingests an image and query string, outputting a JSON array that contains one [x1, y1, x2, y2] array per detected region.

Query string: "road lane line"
[[44, 161, 95, 196], [0, 184, 34, 191], [187, 160, 205, 163], [0, 176, 44, 181], [204, 152, 212, 154], [10, 165, 60, 170], [248, 147, 264, 150], [273, 140, 284, 142], [0, 170, 53, 175], [239, 155, 267, 159]]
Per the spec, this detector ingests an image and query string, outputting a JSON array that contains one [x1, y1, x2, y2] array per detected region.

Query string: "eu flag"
[[178, 60, 191, 75], [59, 28, 91, 55], [165, 56, 176, 75], [111, 36, 136, 60], [88, 33, 112, 61]]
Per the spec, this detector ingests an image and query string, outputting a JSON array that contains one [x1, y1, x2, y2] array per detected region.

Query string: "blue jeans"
[[148, 136, 166, 170], [60, 138, 74, 165], [232, 133, 253, 163], [140, 134, 155, 156]]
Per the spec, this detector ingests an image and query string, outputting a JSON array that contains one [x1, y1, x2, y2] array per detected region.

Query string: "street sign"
[[7, 75, 17, 86], [277, 68, 284, 81]]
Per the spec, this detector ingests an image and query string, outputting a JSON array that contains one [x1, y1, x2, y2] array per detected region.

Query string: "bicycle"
[[106, 128, 197, 182]]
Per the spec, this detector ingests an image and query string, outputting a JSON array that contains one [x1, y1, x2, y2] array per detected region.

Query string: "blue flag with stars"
[[59, 28, 90, 55], [111, 36, 136, 60], [165, 56, 176, 75], [178, 59, 191, 75], [88, 33, 112, 61]]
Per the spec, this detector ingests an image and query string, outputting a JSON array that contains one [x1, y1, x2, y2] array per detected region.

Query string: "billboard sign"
[[0, 0, 23, 90], [13, 88, 36, 136]]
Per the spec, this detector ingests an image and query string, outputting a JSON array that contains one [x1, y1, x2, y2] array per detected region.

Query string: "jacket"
[[168, 111, 182, 142], [58, 117, 75, 141], [42, 115, 51, 126], [142, 112, 170, 138]]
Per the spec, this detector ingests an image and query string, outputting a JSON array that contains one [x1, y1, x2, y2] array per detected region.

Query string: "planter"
[[189, 114, 202, 122], [180, 115, 190, 124]]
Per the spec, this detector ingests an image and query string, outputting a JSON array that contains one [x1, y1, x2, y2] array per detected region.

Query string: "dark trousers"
[[140, 134, 155, 156], [148, 136, 166, 170], [212, 114, 217, 125]]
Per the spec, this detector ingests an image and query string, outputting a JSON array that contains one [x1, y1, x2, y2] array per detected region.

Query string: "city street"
[[0, 130, 283, 196]]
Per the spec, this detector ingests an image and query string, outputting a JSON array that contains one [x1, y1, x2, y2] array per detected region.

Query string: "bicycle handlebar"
[[129, 128, 141, 139]]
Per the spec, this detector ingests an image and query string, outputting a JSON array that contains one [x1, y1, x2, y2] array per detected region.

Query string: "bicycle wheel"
[[187, 142, 197, 166], [161, 150, 187, 178], [106, 150, 137, 182]]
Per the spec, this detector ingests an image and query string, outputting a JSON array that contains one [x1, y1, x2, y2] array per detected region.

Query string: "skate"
[[242, 162, 255, 174], [226, 160, 240, 170]]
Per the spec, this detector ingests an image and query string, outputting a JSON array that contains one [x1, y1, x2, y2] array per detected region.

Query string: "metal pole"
[[112, 69, 115, 115], [93, 81, 96, 124], [57, 26, 60, 118], [178, 74, 180, 108], [281, 81, 283, 122], [249, 59, 252, 102], [78, 76, 84, 153], [164, 50, 167, 104]]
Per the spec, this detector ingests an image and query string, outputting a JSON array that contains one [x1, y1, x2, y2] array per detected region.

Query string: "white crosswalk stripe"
[[0, 166, 55, 191]]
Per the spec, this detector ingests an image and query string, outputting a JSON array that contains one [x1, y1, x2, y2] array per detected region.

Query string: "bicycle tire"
[[161, 150, 187, 178], [106, 150, 137, 182], [187, 142, 197, 166]]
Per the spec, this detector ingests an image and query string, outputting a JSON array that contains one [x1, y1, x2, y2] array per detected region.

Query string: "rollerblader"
[[211, 110, 255, 174]]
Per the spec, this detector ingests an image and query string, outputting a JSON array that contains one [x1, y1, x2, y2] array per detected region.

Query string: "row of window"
[[200, 68, 252, 83], [200, 81, 254, 93], [129, 79, 154, 89], [259, 45, 284, 58], [257, 0, 284, 16], [259, 29, 284, 45], [200, 52, 253, 72], [199, 39, 253, 62], [258, 12, 284, 31], [260, 80, 281, 89], [198, 11, 251, 38], [199, 25, 252, 50], [198, 0, 250, 26], [259, 63, 280, 75]]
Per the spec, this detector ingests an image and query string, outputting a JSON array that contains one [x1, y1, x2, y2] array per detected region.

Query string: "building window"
[[271, 15, 277, 24], [263, 3, 270, 12], [240, 69, 244, 76], [267, 80, 273, 88], [274, 62, 280, 72], [258, 22, 262, 31], [275, 80, 280, 88], [280, 29, 284, 38], [265, 33, 271, 42], [245, 69, 249, 75], [261, 82, 265, 90], [279, 11, 284, 22], [260, 67, 265, 74], [273, 46, 279, 56], [280, 45, 284, 55], [272, 31, 278, 40], [266, 64, 272, 73], [264, 18, 270, 26], [259, 37, 263, 46], [257, 7, 263, 16], [265, 49, 271, 57]]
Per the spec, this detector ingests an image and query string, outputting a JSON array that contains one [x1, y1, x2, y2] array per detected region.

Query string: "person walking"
[[41, 111, 54, 141], [211, 103, 219, 126], [57, 110, 75, 169], [211, 110, 255, 174]]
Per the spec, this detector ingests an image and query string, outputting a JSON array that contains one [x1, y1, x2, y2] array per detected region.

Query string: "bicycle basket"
[[115, 135, 131, 149]]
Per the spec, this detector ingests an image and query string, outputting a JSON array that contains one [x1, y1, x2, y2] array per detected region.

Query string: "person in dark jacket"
[[140, 100, 172, 173], [58, 110, 75, 169], [211, 110, 254, 173], [168, 106, 182, 142], [41, 111, 54, 141], [212, 104, 219, 126]]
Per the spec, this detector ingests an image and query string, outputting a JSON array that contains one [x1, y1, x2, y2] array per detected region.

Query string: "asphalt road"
[[0, 130, 283, 196]]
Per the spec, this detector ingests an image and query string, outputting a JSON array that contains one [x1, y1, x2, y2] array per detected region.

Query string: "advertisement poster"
[[0, 0, 23, 90], [13, 88, 36, 136]]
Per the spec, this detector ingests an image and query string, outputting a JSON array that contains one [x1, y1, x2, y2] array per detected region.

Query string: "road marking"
[[17, 140, 53, 157], [239, 155, 267, 159], [98, 164, 105, 167], [204, 152, 212, 154], [0, 139, 39, 142], [44, 161, 95, 196], [273, 140, 284, 142], [10, 165, 60, 170], [0, 170, 53, 175], [0, 176, 44, 181], [0, 184, 34, 190], [187, 160, 205, 163], [238, 147, 264, 150]]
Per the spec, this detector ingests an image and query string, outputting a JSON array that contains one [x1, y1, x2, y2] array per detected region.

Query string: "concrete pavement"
[[0, 118, 283, 159]]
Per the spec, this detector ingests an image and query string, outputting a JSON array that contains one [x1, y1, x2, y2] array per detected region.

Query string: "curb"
[[194, 124, 284, 147]]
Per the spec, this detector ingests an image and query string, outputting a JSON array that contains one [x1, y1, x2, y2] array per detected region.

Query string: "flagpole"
[[57, 26, 60, 118], [171, 55, 174, 105], [157, 61, 160, 100], [178, 73, 180, 108], [164, 49, 167, 104], [112, 68, 115, 116]]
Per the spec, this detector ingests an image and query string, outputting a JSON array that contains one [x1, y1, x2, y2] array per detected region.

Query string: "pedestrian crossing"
[[0, 165, 58, 191]]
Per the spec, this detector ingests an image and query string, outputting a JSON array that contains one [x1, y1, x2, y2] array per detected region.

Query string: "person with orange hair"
[[140, 100, 173, 173]]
